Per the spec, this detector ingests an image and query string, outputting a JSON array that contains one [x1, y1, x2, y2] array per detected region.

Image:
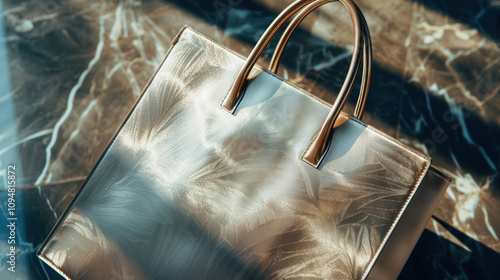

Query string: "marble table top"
[[0, 0, 499, 279]]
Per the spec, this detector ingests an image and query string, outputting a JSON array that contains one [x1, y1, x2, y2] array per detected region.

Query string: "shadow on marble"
[[401, 217, 500, 280], [414, 0, 500, 42]]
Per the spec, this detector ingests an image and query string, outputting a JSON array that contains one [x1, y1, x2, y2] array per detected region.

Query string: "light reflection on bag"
[[38, 0, 451, 279]]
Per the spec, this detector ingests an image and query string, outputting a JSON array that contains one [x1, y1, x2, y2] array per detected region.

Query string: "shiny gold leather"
[[38, 27, 451, 280]]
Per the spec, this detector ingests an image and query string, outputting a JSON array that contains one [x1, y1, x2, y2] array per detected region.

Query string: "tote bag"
[[38, 1, 451, 279]]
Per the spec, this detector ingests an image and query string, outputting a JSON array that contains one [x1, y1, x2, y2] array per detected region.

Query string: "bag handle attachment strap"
[[221, 0, 365, 168], [268, 1, 372, 121]]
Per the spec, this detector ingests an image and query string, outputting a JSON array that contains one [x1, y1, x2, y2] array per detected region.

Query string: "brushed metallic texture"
[[39, 27, 442, 280], [366, 166, 451, 280]]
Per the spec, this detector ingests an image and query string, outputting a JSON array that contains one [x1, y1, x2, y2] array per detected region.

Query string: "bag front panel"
[[39, 28, 429, 280]]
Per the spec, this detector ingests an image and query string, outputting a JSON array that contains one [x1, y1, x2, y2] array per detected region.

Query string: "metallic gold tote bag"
[[38, 0, 451, 279]]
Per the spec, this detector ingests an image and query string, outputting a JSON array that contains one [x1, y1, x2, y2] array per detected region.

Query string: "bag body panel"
[[38, 27, 449, 280]]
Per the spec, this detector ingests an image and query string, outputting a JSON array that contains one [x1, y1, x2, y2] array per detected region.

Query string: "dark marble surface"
[[0, 0, 499, 279]]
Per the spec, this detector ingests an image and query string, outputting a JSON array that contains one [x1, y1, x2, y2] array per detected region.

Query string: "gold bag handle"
[[268, 1, 372, 121], [221, 0, 369, 168]]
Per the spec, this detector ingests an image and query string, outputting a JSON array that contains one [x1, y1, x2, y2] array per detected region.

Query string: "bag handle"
[[268, 1, 372, 121], [220, 0, 366, 168]]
